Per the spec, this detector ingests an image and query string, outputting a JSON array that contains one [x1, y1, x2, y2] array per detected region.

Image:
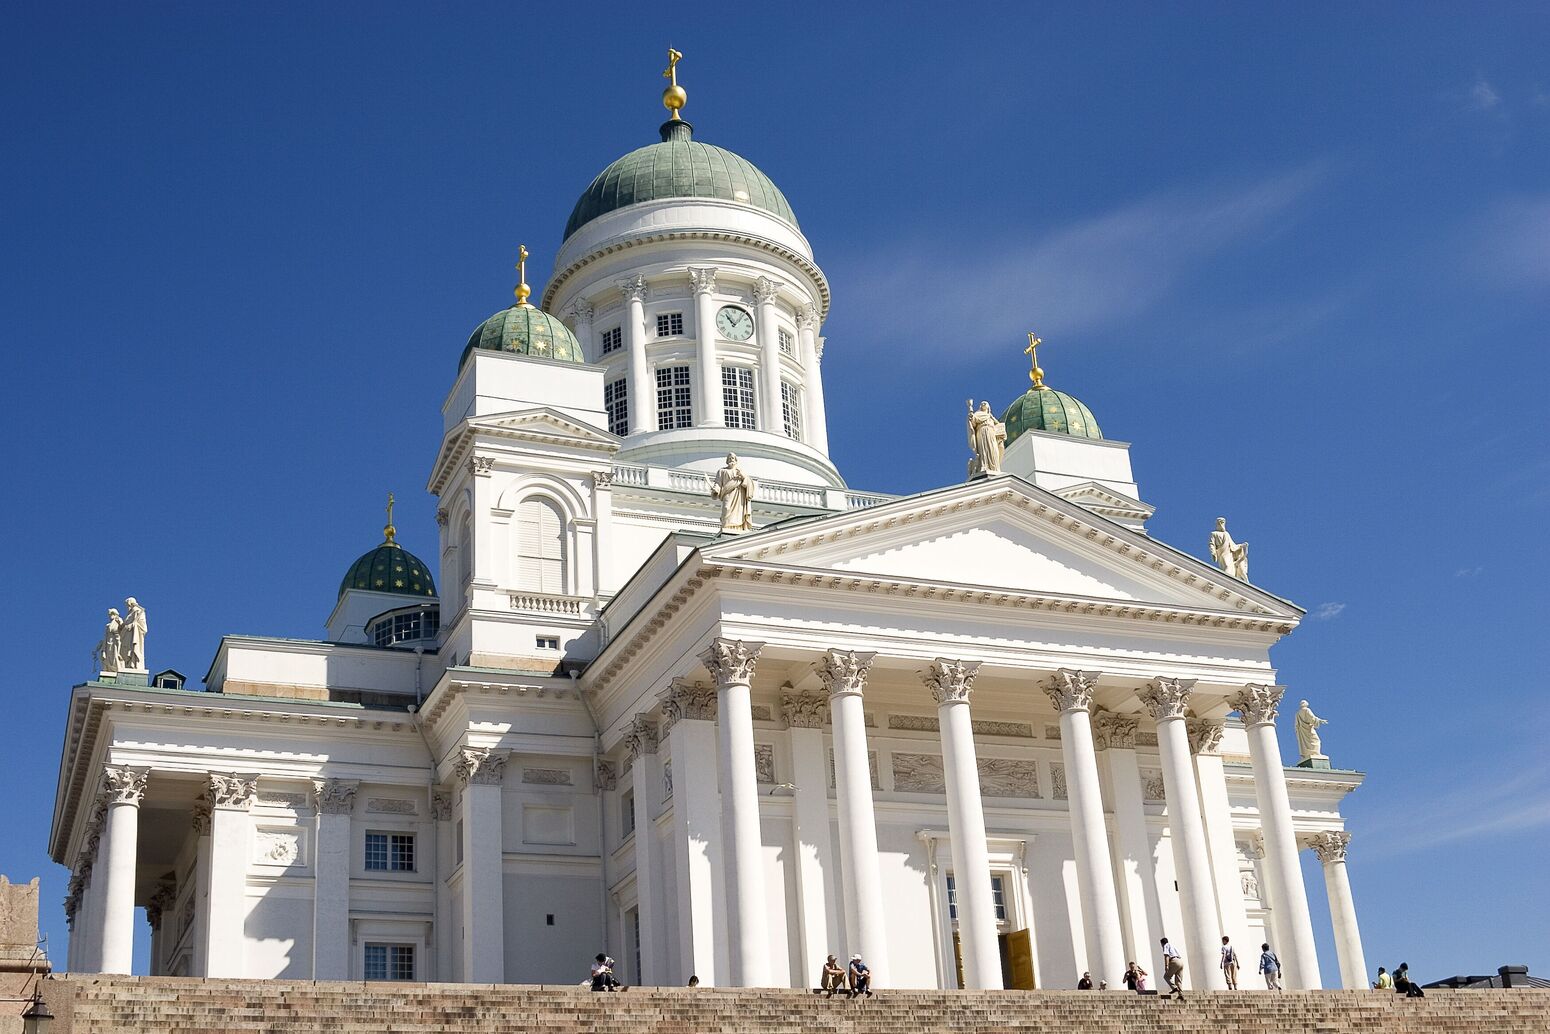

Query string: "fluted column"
[[311, 778, 357, 979], [781, 687, 839, 987], [203, 772, 256, 977], [921, 659, 999, 989], [689, 268, 724, 426], [1043, 671, 1126, 986], [626, 715, 668, 985], [99, 766, 147, 974], [618, 276, 652, 433], [1136, 679, 1223, 989], [1307, 831, 1366, 989], [700, 638, 771, 986], [1230, 684, 1320, 988], [752, 278, 783, 432], [818, 650, 889, 984], [795, 305, 829, 453], [1093, 709, 1161, 972], [455, 747, 508, 983]]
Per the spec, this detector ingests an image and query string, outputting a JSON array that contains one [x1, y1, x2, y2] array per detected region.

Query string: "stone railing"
[[508, 592, 586, 617], [612, 462, 894, 513]]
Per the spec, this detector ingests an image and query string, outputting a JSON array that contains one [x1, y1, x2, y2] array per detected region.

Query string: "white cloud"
[[1309, 602, 1346, 620], [1467, 195, 1550, 292], [1455, 566, 1484, 578], [841, 162, 1330, 350], [1362, 761, 1550, 859], [1467, 77, 1502, 112]]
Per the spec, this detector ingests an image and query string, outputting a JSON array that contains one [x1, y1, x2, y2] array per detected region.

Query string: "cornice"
[[419, 672, 585, 733], [541, 229, 831, 321], [427, 410, 620, 495]]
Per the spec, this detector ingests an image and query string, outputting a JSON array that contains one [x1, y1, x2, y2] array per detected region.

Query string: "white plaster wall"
[[243, 884, 313, 978], [873, 822, 938, 988], [1003, 431, 1140, 501], [443, 353, 609, 432], [503, 870, 603, 983]]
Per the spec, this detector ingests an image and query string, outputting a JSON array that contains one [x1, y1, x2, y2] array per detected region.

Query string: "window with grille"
[[536, 635, 560, 650], [630, 908, 642, 985], [780, 382, 802, 441], [655, 365, 693, 429], [604, 378, 629, 436], [365, 832, 416, 872], [364, 943, 414, 981], [516, 498, 566, 593], [944, 873, 1008, 922], [600, 326, 623, 354], [722, 366, 757, 430], [368, 608, 440, 648], [621, 789, 636, 837], [655, 312, 684, 337], [457, 517, 472, 589], [778, 328, 795, 356]]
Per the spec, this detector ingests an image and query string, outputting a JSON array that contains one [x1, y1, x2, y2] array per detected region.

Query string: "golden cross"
[[514, 244, 532, 306], [663, 48, 682, 86], [384, 491, 397, 543], [386, 492, 395, 526], [1024, 332, 1046, 389]]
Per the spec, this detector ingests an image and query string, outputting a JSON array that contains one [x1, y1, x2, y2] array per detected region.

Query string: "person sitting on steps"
[[589, 954, 624, 992], [821, 955, 847, 997], [848, 954, 873, 998]]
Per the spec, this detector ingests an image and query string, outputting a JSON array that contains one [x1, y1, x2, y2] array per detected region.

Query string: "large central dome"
[[564, 120, 798, 241]]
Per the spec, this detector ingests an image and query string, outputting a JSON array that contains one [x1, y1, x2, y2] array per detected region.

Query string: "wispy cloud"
[[843, 162, 1331, 350], [1466, 195, 1550, 293], [1309, 602, 1346, 620], [1466, 77, 1502, 112], [1362, 761, 1550, 859], [1455, 566, 1484, 578]]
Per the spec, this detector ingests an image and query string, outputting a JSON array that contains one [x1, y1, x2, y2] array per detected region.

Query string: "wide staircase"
[[43, 976, 1550, 1034]]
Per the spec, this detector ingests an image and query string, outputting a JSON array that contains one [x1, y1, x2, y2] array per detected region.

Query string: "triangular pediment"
[[427, 407, 619, 492], [1052, 481, 1155, 526], [703, 477, 1298, 618]]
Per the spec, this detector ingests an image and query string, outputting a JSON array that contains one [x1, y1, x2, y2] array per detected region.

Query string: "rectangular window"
[[655, 365, 693, 429], [780, 381, 802, 441], [600, 326, 623, 354], [944, 873, 1008, 922], [621, 789, 636, 838], [604, 378, 629, 436], [946, 874, 957, 920], [722, 366, 757, 430], [536, 635, 560, 650], [365, 832, 416, 872], [630, 907, 642, 985], [364, 943, 414, 981], [778, 328, 795, 356], [655, 312, 684, 337]]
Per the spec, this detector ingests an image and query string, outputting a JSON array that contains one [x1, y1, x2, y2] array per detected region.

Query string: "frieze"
[[1045, 725, 1062, 741], [522, 768, 573, 786], [594, 759, 618, 792], [1050, 762, 1068, 800], [978, 758, 1040, 798], [253, 828, 302, 867], [1141, 769, 1167, 802], [754, 745, 775, 785], [256, 792, 310, 810], [366, 797, 418, 815], [750, 704, 773, 722], [431, 791, 454, 822], [829, 749, 881, 790], [892, 752, 946, 794], [887, 714, 1032, 738], [1136, 731, 1159, 747]]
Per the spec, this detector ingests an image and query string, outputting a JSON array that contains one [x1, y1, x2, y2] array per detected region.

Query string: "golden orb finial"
[[383, 491, 398, 544], [662, 47, 686, 119], [513, 244, 532, 307], [1024, 332, 1047, 390]]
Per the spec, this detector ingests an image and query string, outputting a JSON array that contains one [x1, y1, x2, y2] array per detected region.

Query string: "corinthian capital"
[[700, 638, 764, 686], [780, 688, 829, 728], [312, 778, 359, 815], [922, 658, 981, 706], [1231, 683, 1285, 726], [616, 275, 648, 302], [1306, 829, 1351, 864], [795, 304, 819, 330], [1186, 717, 1225, 755], [663, 678, 717, 730], [752, 276, 781, 304], [1091, 708, 1139, 751], [1042, 668, 1101, 714], [624, 715, 659, 761], [206, 772, 258, 810], [816, 649, 877, 699], [569, 299, 594, 322], [1136, 677, 1196, 722], [101, 765, 148, 807], [454, 747, 508, 786], [687, 266, 718, 295]]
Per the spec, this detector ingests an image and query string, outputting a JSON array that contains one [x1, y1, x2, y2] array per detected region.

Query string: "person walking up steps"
[[1258, 943, 1282, 991], [1220, 936, 1240, 990], [1160, 938, 1185, 1000]]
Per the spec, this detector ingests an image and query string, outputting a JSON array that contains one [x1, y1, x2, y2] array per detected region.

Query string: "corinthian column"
[[1042, 670, 1126, 986], [203, 772, 256, 977], [1307, 831, 1366, 989], [455, 747, 508, 982], [689, 268, 724, 426], [753, 278, 784, 433], [618, 275, 652, 433], [921, 659, 999, 989], [311, 778, 357, 979], [1230, 684, 1321, 989], [818, 649, 888, 984], [795, 305, 829, 453], [99, 766, 148, 974], [626, 715, 668, 985], [1136, 678, 1223, 989], [700, 638, 771, 986]]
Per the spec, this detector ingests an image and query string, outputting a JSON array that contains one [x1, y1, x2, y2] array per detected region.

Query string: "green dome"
[[564, 120, 798, 240], [461, 304, 584, 367], [1001, 386, 1103, 444], [339, 541, 437, 601]]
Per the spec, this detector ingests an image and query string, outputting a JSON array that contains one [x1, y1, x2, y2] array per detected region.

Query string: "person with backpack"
[[1160, 938, 1185, 1000], [1220, 936, 1240, 990], [1258, 943, 1282, 990]]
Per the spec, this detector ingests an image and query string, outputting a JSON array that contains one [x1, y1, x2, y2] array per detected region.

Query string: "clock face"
[[716, 306, 755, 341]]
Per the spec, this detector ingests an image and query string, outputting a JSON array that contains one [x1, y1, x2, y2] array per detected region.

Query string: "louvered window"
[[516, 499, 566, 593]]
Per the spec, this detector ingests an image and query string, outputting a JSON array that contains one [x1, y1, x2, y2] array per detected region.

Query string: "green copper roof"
[[339, 542, 437, 601], [564, 120, 797, 240], [1001, 387, 1103, 444], [460, 304, 584, 368]]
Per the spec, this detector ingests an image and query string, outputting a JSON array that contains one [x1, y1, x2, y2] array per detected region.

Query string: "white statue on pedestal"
[[710, 453, 756, 534], [1295, 699, 1328, 762], [966, 399, 1006, 478], [1209, 517, 1250, 580], [119, 597, 148, 672], [96, 609, 122, 675]]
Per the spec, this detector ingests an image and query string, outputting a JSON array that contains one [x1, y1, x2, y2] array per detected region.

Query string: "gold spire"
[[662, 47, 686, 120], [513, 244, 532, 308], [383, 491, 397, 545], [1024, 332, 1047, 390]]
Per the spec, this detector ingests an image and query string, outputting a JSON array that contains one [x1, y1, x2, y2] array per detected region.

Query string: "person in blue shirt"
[[847, 954, 873, 998]]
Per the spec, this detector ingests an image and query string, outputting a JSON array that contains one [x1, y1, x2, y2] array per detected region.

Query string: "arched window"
[[516, 498, 566, 593], [457, 516, 472, 588]]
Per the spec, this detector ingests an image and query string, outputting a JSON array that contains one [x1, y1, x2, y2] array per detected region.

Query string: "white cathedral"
[[50, 57, 1370, 994]]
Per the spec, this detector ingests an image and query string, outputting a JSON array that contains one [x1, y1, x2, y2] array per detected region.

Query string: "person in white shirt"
[[1160, 937, 1185, 1000], [1220, 936, 1240, 990]]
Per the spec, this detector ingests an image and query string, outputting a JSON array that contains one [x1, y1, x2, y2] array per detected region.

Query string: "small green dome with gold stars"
[[459, 244, 585, 368], [1001, 386, 1103, 444], [338, 497, 436, 601]]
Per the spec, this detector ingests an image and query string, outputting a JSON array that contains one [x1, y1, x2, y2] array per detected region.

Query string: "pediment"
[[427, 407, 618, 493], [1052, 481, 1155, 526], [703, 477, 1298, 618]]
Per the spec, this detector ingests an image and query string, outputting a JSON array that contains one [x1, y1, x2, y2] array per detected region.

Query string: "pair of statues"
[[96, 597, 148, 675]]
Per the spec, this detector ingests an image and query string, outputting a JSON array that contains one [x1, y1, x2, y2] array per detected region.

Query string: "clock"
[[715, 305, 755, 341]]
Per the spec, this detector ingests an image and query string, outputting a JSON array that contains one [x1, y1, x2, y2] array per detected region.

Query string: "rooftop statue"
[[966, 399, 1006, 479], [96, 608, 122, 675], [119, 596, 148, 672], [1209, 517, 1250, 580], [1295, 699, 1328, 762], [711, 453, 756, 534]]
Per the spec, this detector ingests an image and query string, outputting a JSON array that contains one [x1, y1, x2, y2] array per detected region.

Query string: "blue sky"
[[3, 2, 1546, 985]]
